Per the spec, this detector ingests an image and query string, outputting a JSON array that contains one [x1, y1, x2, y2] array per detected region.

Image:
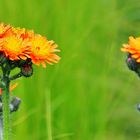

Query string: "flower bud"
[[126, 54, 138, 71], [21, 64, 33, 77], [126, 54, 140, 77], [11, 97, 21, 112]]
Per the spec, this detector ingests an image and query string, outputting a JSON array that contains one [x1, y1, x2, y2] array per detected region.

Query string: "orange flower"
[[0, 23, 60, 67], [0, 36, 31, 60], [30, 35, 60, 67], [121, 36, 140, 62]]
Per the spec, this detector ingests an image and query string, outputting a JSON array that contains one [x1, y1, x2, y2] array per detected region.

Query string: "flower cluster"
[[0, 23, 60, 140], [0, 23, 60, 68]]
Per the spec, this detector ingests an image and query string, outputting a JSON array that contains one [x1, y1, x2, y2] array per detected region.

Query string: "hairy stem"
[[0, 116, 3, 140], [2, 77, 10, 140]]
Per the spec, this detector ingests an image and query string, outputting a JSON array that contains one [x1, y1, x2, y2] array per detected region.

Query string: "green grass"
[[1, 0, 140, 139]]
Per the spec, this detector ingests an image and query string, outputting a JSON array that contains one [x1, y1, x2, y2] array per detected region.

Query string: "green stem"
[[2, 77, 10, 140], [10, 72, 23, 81]]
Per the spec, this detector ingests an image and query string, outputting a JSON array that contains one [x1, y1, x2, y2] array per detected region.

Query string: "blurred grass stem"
[[46, 89, 52, 140]]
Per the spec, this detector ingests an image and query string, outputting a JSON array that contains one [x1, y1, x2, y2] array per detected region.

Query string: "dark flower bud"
[[0, 97, 21, 113], [126, 54, 138, 71], [21, 64, 33, 77], [126, 54, 140, 78]]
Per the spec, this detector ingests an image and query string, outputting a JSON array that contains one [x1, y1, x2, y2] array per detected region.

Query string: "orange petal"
[[132, 54, 140, 59], [137, 58, 140, 62], [10, 83, 18, 92], [0, 88, 2, 95]]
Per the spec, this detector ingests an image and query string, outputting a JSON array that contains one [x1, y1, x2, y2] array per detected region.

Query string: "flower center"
[[5, 37, 22, 52]]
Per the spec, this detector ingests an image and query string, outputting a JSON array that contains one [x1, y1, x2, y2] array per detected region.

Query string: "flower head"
[[121, 36, 140, 77], [0, 23, 60, 67], [121, 36, 140, 62], [30, 35, 60, 67], [0, 36, 31, 60]]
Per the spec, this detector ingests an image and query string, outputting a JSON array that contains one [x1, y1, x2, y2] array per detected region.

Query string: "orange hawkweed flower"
[[0, 23, 60, 67], [30, 35, 60, 68], [0, 36, 31, 60], [121, 36, 140, 62]]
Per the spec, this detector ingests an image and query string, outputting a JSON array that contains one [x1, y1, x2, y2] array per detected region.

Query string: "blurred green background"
[[1, 0, 140, 139]]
